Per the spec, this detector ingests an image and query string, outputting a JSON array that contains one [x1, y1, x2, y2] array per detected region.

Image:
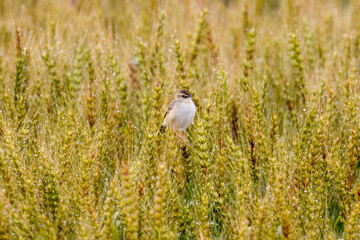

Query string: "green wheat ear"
[[120, 166, 139, 240]]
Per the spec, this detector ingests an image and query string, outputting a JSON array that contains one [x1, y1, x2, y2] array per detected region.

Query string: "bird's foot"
[[175, 131, 188, 146]]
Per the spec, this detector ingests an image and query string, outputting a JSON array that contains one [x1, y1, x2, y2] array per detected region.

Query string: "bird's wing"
[[164, 100, 178, 119]]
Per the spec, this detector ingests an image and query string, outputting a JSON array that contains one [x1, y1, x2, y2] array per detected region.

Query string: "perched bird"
[[160, 89, 196, 143]]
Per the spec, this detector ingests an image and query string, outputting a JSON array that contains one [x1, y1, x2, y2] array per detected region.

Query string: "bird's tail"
[[159, 124, 166, 133]]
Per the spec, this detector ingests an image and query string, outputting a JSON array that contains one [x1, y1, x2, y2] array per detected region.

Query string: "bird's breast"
[[166, 101, 196, 130]]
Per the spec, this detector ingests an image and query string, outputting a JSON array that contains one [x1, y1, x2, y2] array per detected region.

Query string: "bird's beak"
[[190, 94, 193, 97]]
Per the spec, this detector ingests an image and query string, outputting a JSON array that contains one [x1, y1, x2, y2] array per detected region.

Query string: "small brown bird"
[[160, 90, 196, 144]]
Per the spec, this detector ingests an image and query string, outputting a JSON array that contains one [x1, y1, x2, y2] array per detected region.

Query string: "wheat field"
[[0, 0, 360, 239]]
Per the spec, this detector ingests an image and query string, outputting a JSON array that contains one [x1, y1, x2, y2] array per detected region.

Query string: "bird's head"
[[175, 89, 193, 102]]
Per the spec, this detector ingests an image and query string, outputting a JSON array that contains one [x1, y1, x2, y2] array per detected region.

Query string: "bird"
[[160, 89, 196, 144]]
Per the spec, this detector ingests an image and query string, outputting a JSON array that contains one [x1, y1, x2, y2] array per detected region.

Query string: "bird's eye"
[[181, 95, 187, 98]]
